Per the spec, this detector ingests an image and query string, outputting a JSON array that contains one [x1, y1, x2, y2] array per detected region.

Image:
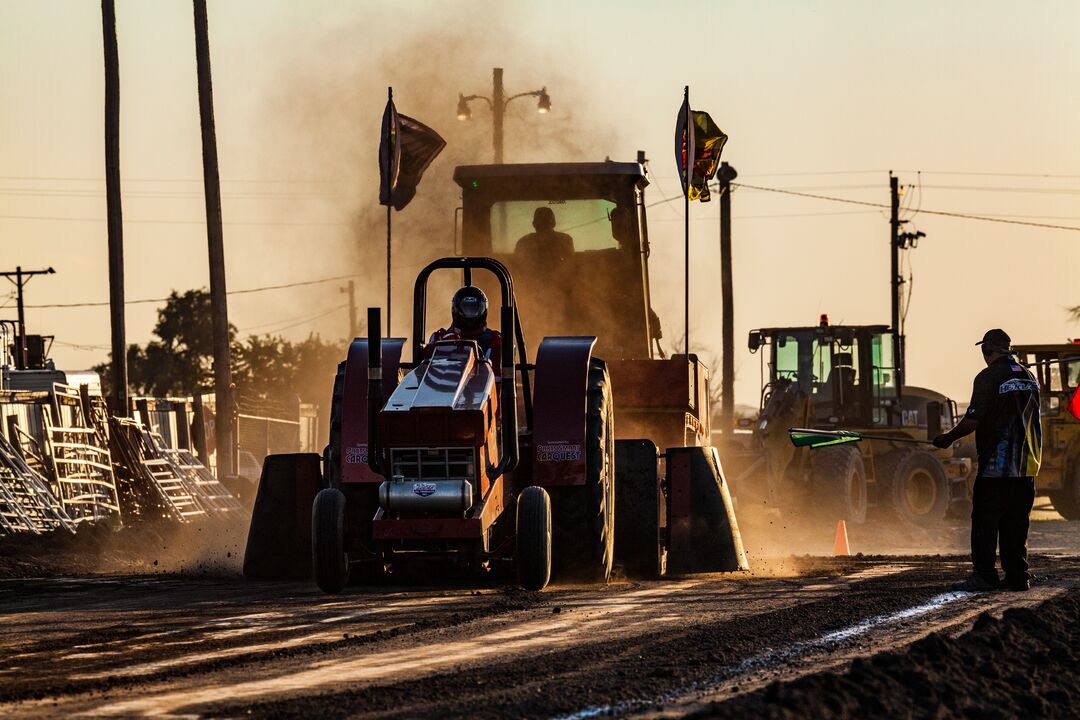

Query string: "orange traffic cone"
[[833, 520, 850, 557]]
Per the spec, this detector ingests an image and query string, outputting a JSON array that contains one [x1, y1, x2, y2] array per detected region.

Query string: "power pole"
[[341, 280, 357, 338], [102, 0, 127, 414], [0, 266, 55, 369], [492, 67, 504, 164], [193, 0, 234, 478], [718, 162, 738, 433], [889, 174, 903, 386]]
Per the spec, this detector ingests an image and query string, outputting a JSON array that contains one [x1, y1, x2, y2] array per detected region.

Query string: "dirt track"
[[0, 545, 1077, 718], [0, 507, 1077, 718]]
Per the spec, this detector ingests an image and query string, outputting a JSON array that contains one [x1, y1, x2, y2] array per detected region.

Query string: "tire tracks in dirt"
[[52, 564, 914, 718]]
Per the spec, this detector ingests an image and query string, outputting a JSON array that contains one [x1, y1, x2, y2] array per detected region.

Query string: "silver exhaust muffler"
[[378, 477, 474, 514]]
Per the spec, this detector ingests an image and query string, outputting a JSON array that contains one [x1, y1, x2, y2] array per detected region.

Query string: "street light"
[[456, 68, 551, 163]]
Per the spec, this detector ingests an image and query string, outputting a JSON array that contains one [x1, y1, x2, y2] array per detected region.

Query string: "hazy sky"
[[2, 0, 1078, 407]]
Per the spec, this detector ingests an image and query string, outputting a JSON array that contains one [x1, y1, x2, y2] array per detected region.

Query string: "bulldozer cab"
[[750, 323, 901, 428], [454, 162, 655, 361]]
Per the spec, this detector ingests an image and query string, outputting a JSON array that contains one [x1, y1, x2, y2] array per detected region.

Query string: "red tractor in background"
[[244, 160, 747, 591]]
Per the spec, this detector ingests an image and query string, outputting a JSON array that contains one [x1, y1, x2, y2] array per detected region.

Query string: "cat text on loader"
[[243, 257, 746, 591], [725, 316, 972, 527]]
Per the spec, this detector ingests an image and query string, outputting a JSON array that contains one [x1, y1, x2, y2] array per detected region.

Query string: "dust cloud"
[[251, 11, 618, 345], [0, 518, 247, 579]]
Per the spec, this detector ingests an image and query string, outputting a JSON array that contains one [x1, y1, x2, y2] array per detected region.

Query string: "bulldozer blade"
[[243, 453, 322, 581], [666, 447, 749, 574]]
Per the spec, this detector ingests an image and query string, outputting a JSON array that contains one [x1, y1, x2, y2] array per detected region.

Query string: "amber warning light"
[[819, 313, 830, 327]]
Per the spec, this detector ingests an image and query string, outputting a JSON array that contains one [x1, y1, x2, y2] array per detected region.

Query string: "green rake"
[[788, 428, 936, 449]]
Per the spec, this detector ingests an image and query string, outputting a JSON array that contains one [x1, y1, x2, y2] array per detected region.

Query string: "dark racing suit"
[[425, 326, 503, 376], [965, 355, 1042, 586]]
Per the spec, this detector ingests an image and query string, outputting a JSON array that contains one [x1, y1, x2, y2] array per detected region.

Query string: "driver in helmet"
[[425, 285, 503, 374]]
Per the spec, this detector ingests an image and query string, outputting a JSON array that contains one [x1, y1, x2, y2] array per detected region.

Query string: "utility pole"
[[193, 0, 234, 479], [718, 162, 738, 433], [102, 0, 127, 414], [457, 68, 550, 164], [889, 174, 902, 386], [0, 266, 55, 369], [341, 280, 357, 338], [492, 68, 504, 164]]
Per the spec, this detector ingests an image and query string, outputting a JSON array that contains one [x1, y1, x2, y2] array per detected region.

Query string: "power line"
[[51, 339, 111, 351], [26, 273, 362, 309], [0, 188, 344, 200], [0, 175, 343, 184], [731, 182, 1080, 232], [49, 304, 350, 350], [918, 184, 1080, 195], [649, 209, 882, 222], [898, 170, 1080, 180], [244, 303, 348, 334], [0, 214, 349, 228]]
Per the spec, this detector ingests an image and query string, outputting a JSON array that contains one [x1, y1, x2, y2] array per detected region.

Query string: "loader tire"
[[811, 446, 867, 524], [1048, 462, 1080, 521], [517, 486, 552, 591], [880, 449, 950, 527], [553, 358, 615, 583], [312, 488, 350, 593]]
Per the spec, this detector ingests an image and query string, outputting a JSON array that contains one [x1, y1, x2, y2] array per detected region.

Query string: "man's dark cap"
[[976, 328, 1011, 350]]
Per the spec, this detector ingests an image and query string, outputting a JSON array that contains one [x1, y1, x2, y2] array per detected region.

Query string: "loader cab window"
[[871, 332, 899, 425], [772, 332, 830, 397], [773, 334, 801, 384], [1047, 361, 1062, 393], [870, 333, 898, 397], [491, 199, 622, 257], [484, 198, 645, 356], [1066, 356, 1080, 389]]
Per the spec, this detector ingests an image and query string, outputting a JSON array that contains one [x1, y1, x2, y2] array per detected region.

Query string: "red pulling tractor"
[[245, 257, 744, 591]]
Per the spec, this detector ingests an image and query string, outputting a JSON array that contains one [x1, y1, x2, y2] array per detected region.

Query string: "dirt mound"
[[0, 516, 248, 578], [693, 589, 1080, 719]]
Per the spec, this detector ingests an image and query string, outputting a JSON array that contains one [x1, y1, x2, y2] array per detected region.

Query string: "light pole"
[[457, 67, 550, 164]]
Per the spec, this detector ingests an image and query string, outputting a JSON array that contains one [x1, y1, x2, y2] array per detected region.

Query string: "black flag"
[[379, 93, 446, 211]]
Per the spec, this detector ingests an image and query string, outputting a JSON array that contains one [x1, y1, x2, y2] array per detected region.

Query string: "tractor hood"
[[379, 343, 498, 447]]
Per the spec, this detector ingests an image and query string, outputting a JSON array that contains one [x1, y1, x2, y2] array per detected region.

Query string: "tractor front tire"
[[1048, 462, 1080, 521], [312, 488, 350, 593], [880, 450, 950, 527], [517, 486, 552, 591], [553, 358, 615, 583], [811, 446, 868, 524]]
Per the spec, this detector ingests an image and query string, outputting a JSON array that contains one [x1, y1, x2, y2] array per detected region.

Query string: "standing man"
[[933, 329, 1042, 591]]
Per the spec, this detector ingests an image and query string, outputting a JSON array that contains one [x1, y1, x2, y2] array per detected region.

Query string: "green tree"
[[232, 333, 342, 415], [96, 289, 236, 398], [96, 289, 344, 420]]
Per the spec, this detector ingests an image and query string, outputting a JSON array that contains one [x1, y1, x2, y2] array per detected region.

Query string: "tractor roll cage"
[[410, 256, 534, 476]]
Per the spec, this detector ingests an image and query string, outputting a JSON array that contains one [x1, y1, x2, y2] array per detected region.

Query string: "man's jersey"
[[425, 326, 503, 374], [964, 355, 1042, 478]]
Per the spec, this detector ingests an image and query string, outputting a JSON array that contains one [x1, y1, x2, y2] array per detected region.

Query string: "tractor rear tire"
[[1048, 462, 1080, 520], [517, 486, 552, 591], [312, 488, 350, 593], [880, 450, 950, 527], [553, 358, 615, 583], [811, 446, 868, 524], [324, 361, 346, 490]]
